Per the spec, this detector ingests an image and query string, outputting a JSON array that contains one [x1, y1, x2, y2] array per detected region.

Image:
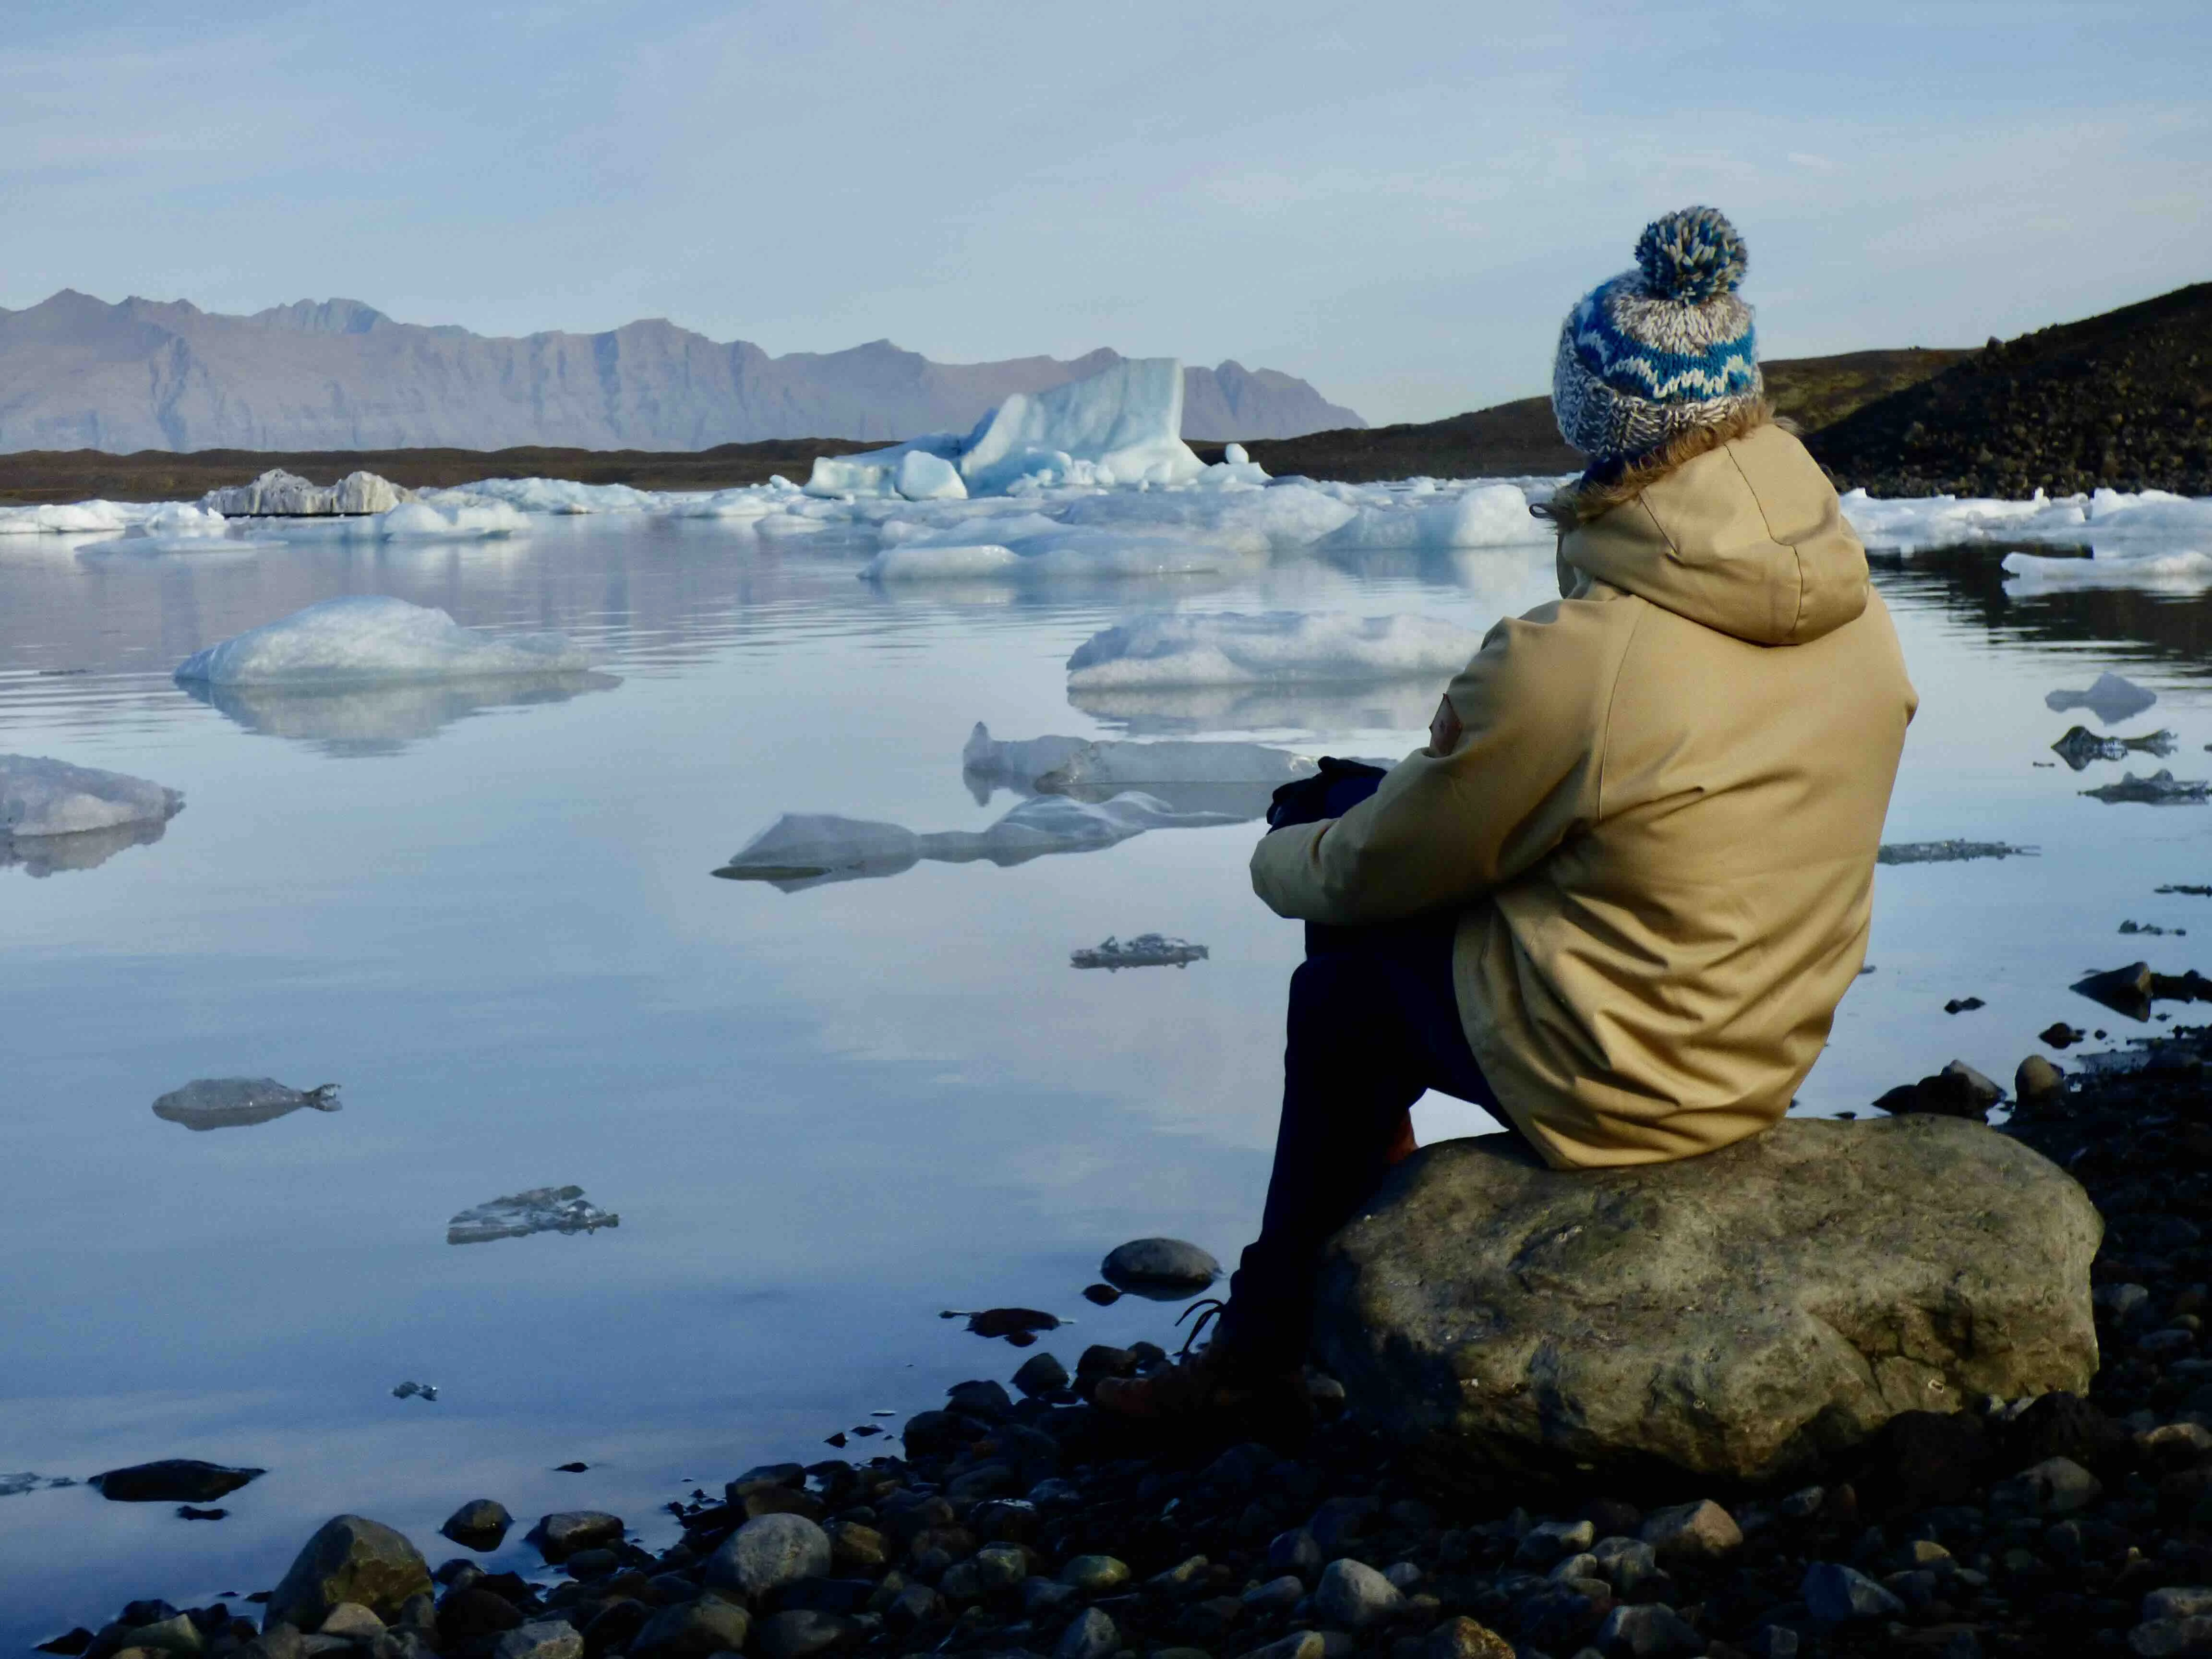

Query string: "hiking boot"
[[1091, 1301, 1312, 1441]]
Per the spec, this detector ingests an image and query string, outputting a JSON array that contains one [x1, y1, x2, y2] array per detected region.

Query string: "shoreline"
[[33, 1040, 2212, 1659]]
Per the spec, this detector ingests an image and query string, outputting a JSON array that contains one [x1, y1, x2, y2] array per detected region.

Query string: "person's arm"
[[1250, 597, 1630, 924]]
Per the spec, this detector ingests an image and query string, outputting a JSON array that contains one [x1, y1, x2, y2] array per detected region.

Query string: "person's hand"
[[1429, 693, 1464, 756]]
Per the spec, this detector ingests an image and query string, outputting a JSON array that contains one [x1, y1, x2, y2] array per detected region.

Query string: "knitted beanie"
[[1551, 206, 1762, 463]]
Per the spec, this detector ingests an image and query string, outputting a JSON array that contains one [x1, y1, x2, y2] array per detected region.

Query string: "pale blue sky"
[[4, 0, 2207, 424]]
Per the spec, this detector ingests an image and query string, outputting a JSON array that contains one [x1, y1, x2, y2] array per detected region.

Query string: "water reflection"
[[180, 672, 621, 756], [1070, 681, 1437, 736], [0, 817, 173, 878]]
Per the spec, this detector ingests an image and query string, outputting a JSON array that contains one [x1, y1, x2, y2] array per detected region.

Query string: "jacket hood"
[[1558, 421, 1868, 646]]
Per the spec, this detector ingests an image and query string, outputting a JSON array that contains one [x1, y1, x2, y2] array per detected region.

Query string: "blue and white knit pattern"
[[1551, 206, 1763, 462]]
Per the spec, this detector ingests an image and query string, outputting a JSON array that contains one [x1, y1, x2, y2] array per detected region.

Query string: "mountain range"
[[0, 290, 1364, 454]]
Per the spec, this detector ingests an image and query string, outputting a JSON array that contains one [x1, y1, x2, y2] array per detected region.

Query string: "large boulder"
[[1314, 1116, 2100, 1485], [264, 1515, 433, 1632]]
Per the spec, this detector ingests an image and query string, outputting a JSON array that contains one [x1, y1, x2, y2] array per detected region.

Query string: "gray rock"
[[1314, 1117, 2100, 1483], [91, 1459, 265, 1503], [2132, 1615, 2212, 1657], [703, 1512, 832, 1598], [1423, 1618, 1515, 1659], [750, 1610, 853, 1659], [1801, 1561, 1907, 1623], [153, 1077, 341, 1132], [1639, 1500, 1742, 1564], [265, 1516, 434, 1633], [2144, 1588, 2212, 1623], [1595, 1602, 1705, 1657], [489, 1623, 581, 1659], [629, 1597, 751, 1659], [1268, 1528, 1323, 1578], [1992, 1455, 2103, 1515], [1246, 1636, 1328, 1659], [525, 1512, 625, 1564], [1515, 1581, 1611, 1652], [1057, 1553, 1130, 1593], [316, 1605, 385, 1641], [1591, 1538, 1659, 1595], [1514, 1518, 1595, 1568], [1243, 1575, 1305, 1614], [974, 1542, 1028, 1588], [1315, 1559, 1402, 1629], [439, 1500, 513, 1552], [1054, 1607, 1119, 1659], [117, 1615, 204, 1657], [1100, 1237, 1222, 1292], [1022, 1579, 1077, 1616], [1011, 1352, 1071, 1399]]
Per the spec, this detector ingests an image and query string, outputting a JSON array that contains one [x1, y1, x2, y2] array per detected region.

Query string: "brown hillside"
[[1808, 282, 2212, 499], [1193, 348, 1970, 482]]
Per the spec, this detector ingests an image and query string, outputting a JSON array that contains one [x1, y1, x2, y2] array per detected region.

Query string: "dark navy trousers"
[[1222, 909, 1514, 1367]]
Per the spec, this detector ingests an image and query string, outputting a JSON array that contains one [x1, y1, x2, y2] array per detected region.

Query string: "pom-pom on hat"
[[1552, 206, 1762, 463]]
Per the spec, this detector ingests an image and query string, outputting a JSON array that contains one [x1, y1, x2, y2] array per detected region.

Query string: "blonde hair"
[[1534, 400, 1787, 534]]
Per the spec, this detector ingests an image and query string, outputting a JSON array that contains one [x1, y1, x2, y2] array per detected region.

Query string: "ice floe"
[[1318, 482, 1548, 550], [153, 1078, 341, 1132], [0, 500, 148, 536], [181, 671, 618, 755], [1843, 486, 2212, 555], [1, 755, 184, 844], [2002, 548, 2212, 591], [447, 1185, 620, 1246], [0, 1473, 74, 1498], [2050, 726, 2175, 770], [1070, 934, 1210, 970], [1877, 841, 2038, 866], [2082, 769, 2212, 805], [174, 596, 592, 686], [202, 469, 415, 516], [715, 792, 1240, 891], [378, 497, 530, 539], [962, 722, 1341, 816], [1066, 611, 1480, 691], [2045, 672, 2158, 725]]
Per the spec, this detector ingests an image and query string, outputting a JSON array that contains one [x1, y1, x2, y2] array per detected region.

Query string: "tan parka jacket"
[[1250, 421, 1916, 1168]]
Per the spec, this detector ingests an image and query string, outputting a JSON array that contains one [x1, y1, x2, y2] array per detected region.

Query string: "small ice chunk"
[[446, 1185, 620, 1246], [715, 791, 1239, 890], [152, 1077, 341, 1132], [441, 478, 659, 515], [2003, 547, 2212, 591], [175, 596, 590, 686], [377, 497, 529, 539], [1877, 840, 2038, 865], [895, 450, 968, 501], [2049, 726, 2175, 770], [962, 723, 1092, 789], [1066, 611, 1480, 689], [391, 1381, 438, 1401], [1224, 443, 1250, 465], [1038, 740, 1320, 790], [1070, 934, 1210, 970], [1320, 483, 1545, 550], [2082, 769, 2212, 805], [0, 755, 183, 838], [0, 499, 143, 535], [2045, 672, 2158, 724]]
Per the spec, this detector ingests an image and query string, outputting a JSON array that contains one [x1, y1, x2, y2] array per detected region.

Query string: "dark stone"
[[1012, 1352, 1071, 1399], [1080, 1284, 1121, 1306], [266, 1516, 434, 1632], [1516, 1582, 1611, 1651], [1873, 1060, 2003, 1122], [962, 1308, 1059, 1340], [945, 1380, 1012, 1419], [90, 1461, 265, 1503], [1994, 1391, 2134, 1481], [177, 1506, 228, 1521], [440, 1589, 528, 1646], [1856, 1410, 1992, 1517], [1099, 1237, 1222, 1295], [553, 1463, 589, 1474], [37, 1629, 96, 1655], [441, 1501, 514, 1553], [525, 1513, 625, 1565], [2041, 1022, 2086, 1049]]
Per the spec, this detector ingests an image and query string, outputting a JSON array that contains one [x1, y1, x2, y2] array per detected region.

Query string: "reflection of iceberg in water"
[[1069, 680, 1439, 738], [181, 672, 620, 756], [960, 721, 1322, 816], [714, 791, 1241, 892], [153, 1077, 342, 1132], [2, 814, 175, 878]]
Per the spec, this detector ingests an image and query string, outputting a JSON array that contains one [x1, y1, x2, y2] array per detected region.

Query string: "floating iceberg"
[[152, 1077, 341, 1132], [1, 754, 184, 842], [2082, 769, 2212, 805], [962, 722, 1332, 814], [377, 497, 529, 539], [809, 358, 1206, 500], [1070, 933, 1210, 970], [961, 724, 1093, 792], [1877, 841, 2038, 866], [2002, 547, 2212, 591], [715, 791, 1240, 891], [1318, 483, 1547, 550], [2045, 672, 2158, 725], [2050, 726, 2175, 770], [0, 499, 147, 536], [447, 1185, 620, 1246], [201, 469, 415, 516], [438, 478, 659, 515], [1840, 486, 2212, 555], [175, 596, 591, 686], [181, 670, 618, 756], [1066, 611, 1479, 691]]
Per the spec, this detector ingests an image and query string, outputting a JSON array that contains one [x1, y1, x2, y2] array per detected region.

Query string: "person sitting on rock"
[[1098, 206, 1919, 1427]]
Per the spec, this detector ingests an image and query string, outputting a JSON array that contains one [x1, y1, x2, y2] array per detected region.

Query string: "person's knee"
[[1289, 951, 1385, 1026]]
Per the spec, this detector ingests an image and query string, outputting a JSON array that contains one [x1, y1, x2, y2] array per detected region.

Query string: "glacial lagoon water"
[[5, 508, 2212, 1638]]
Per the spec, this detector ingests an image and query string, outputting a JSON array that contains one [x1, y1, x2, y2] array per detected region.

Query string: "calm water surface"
[[4, 513, 2210, 1636]]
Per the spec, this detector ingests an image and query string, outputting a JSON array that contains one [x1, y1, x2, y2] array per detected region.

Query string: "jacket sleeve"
[[1249, 596, 1629, 924]]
